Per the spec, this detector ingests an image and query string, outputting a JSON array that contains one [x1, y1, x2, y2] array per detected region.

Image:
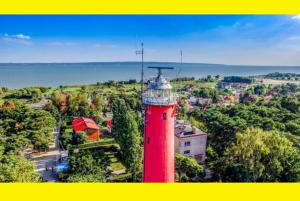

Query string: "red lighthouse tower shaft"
[[143, 67, 177, 182], [144, 105, 176, 182]]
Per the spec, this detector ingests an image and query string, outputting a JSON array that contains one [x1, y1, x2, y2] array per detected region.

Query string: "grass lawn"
[[63, 86, 82, 93], [74, 135, 125, 172], [105, 152, 125, 171], [44, 87, 55, 94], [75, 137, 116, 150], [172, 80, 217, 90], [73, 135, 126, 173], [100, 135, 115, 143], [203, 81, 218, 88], [108, 173, 132, 182]]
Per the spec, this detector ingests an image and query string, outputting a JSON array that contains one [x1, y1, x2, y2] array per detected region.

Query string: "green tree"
[[72, 131, 88, 145], [205, 146, 219, 169], [0, 105, 56, 153], [67, 150, 109, 182], [67, 174, 105, 182], [92, 95, 104, 114], [175, 154, 205, 182], [281, 97, 300, 113], [182, 104, 190, 114], [3, 133, 30, 154], [112, 99, 142, 181], [220, 128, 300, 182], [66, 92, 93, 117], [60, 127, 73, 149], [0, 130, 5, 157], [188, 116, 206, 131], [200, 108, 247, 154], [253, 85, 266, 96], [222, 164, 251, 182], [51, 90, 62, 108], [286, 120, 300, 136], [44, 102, 60, 120], [0, 154, 40, 182], [77, 92, 92, 117]]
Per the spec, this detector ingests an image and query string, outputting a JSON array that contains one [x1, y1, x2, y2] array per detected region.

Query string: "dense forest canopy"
[[0, 105, 56, 153], [223, 76, 253, 83], [263, 72, 300, 80], [0, 104, 56, 182]]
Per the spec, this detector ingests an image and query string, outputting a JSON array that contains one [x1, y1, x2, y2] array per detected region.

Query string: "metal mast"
[[180, 50, 183, 65], [136, 43, 144, 101]]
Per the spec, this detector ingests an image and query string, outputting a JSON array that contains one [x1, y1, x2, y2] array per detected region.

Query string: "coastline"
[[1, 62, 300, 88]]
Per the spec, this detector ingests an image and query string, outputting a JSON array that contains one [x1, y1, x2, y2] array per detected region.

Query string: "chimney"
[[180, 122, 185, 129], [192, 126, 197, 134]]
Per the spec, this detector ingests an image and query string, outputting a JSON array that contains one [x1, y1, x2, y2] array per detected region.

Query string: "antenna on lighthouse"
[[136, 43, 144, 103], [148, 66, 174, 77]]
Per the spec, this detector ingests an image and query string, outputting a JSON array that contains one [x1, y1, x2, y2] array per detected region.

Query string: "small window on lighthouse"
[[163, 113, 167, 120]]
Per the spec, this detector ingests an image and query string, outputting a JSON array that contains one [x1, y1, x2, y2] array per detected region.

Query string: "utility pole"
[[175, 50, 183, 91], [180, 50, 183, 65], [136, 43, 144, 102]]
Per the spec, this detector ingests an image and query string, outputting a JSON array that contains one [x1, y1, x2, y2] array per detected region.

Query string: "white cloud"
[[1, 33, 32, 45], [3, 33, 31, 40], [14, 34, 31, 40], [92, 43, 118, 49], [287, 36, 300, 41], [291, 15, 300, 20], [46, 41, 77, 46]]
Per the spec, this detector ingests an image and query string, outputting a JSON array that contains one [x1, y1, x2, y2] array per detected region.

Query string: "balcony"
[[143, 89, 177, 106]]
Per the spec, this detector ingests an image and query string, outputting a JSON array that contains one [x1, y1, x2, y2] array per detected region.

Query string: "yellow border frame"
[[0, 0, 300, 14], [1, 183, 300, 201]]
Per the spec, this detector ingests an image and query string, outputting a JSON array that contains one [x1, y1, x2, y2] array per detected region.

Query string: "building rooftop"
[[72, 117, 100, 132], [175, 120, 207, 138]]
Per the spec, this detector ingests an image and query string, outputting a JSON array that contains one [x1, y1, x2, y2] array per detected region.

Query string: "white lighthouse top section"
[[143, 67, 177, 106], [149, 74, 172, 90]]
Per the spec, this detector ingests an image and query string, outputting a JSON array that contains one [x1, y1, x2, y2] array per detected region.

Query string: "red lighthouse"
[[143, 67, 177, 182]]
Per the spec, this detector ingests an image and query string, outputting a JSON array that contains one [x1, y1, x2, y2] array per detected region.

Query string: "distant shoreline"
[[1, 62, 300, 88], [1, 61, 300, 68]]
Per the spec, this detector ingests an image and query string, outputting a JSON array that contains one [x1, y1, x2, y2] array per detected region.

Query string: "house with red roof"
[[72, 117, 101, 141], [264, 91, 278, 102], [106, 120, 112, 134]]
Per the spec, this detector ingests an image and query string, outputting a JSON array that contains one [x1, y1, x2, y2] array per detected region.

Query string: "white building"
[[198, 98, 213, 105], [175, 120, 207, 163], [189, 96, 198, 105]]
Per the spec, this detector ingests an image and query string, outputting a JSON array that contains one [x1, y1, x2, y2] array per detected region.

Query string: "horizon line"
[[1, 60, 300, 67]]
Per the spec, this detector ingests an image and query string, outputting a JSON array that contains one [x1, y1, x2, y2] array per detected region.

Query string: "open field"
[[262, 79, 300, 85], [172, 81, 217, 90]]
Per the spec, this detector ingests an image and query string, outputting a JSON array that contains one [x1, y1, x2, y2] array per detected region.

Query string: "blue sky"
[[1, 15, 300, 65]]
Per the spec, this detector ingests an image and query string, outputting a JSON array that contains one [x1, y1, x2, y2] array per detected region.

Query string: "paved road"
[[31, 149, 60, 182], [30, 120, 61, 182]]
